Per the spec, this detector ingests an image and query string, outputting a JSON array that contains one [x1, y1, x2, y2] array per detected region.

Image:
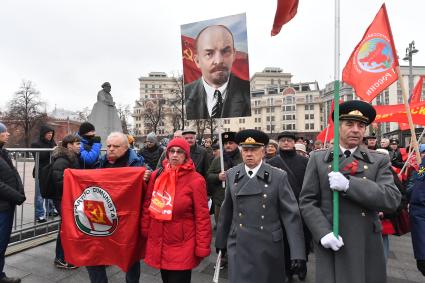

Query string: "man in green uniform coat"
[[299, 100, 401, 283]]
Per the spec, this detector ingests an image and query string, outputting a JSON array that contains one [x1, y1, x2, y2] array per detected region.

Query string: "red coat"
[[142, 161, 212, 270]]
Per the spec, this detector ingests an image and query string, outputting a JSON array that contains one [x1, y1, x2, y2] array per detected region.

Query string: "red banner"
[[400, 76, 424, 130], [61, 167, 146, 272], [374, 101, 425, 125], [342, 4, 399, 102], [181, 35, 249, 84], [271, 0, 299, 36]]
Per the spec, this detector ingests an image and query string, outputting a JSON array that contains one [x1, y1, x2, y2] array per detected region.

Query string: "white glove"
[[320, 232, 344, 251], [328, 172, 349, 192]]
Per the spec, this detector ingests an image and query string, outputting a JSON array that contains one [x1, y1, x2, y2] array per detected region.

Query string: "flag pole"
[[397, 66, 422, 165], [332, 0, 341, 237]]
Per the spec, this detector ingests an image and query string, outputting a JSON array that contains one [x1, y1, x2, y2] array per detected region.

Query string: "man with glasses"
[[267, 131, 310, 281], [216, 129, 305, 283], [85, 132, 150, 283]]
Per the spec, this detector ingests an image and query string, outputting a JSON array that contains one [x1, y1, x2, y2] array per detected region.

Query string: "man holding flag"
[[299, 100, 401, 283]]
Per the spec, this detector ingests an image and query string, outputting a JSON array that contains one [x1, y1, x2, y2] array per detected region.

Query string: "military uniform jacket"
[[299, 146, 401, 283], [215, 162, 305, 283]]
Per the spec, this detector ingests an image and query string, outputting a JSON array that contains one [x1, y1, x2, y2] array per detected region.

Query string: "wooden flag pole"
[[397, 66, 422, 165]]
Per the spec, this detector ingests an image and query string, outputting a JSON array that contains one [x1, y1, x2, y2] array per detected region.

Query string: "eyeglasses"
[[169, 149, 185, 155]]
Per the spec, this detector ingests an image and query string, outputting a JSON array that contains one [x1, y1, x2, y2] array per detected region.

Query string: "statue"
[[88, 82, 123, 145]]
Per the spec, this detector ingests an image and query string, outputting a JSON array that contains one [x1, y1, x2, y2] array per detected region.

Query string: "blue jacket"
[[409, 162, 425, 260], [78, 134, 102, 169], [98, 149, 148, 169]]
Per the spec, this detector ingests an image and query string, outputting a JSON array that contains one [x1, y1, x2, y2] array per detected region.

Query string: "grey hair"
[[107, 132, 129, 148]]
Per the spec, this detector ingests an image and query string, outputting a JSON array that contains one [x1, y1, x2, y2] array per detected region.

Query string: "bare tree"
[[169, 74, 185, 130], [144, 99, 165, 134], [4, 80, 45, 147], [116, 103, 131, 134]]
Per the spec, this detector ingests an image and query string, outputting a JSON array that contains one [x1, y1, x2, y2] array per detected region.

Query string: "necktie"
[[211, 90, 223, 118], [248, 170, 253, 176], [344, 150, 351, 158]]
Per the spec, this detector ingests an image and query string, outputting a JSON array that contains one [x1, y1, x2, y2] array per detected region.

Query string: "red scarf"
[[148, 159, 195, 221]]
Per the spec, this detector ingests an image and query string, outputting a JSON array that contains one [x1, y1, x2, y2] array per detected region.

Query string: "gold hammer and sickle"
[[183, 48, 193, 61]]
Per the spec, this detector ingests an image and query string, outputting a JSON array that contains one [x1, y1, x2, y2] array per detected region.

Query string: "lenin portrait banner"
[[181, 13, 251, 120]]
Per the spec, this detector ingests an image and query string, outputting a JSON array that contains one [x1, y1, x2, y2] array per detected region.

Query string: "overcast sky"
[[1, 0, 424, 112]]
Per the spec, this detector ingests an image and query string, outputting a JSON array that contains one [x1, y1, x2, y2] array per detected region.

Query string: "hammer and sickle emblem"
[[183, 48, 193, 61]]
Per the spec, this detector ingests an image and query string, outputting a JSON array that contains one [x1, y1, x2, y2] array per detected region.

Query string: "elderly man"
[[182, 130, 210, 178], [216, 129, 305, 283], [364, 133, 378, 150], [184, 25, 251, 119], [380, 138, 390, 150], [86, 132, 150, 283], [299, 101, 401, 283], [0, 122, 26, 283]]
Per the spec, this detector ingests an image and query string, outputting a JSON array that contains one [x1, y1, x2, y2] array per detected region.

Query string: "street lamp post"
[[403, 41, 419, 97]]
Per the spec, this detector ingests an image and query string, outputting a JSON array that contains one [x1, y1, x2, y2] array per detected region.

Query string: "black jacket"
[[190, 144, 210, 179], [185, 73, 251, 119], [139, 144, 163, 169], [0, 146, 26, 211], [267, 149, 309, 200], [51, 146, 80, 200], [31, 125, 56, 178]]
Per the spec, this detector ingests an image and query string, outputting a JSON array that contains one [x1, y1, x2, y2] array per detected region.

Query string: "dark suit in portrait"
[[184, 73, 251, 120]]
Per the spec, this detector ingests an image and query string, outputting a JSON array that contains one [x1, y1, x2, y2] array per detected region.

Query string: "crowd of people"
[[0, 100, 425, 283]]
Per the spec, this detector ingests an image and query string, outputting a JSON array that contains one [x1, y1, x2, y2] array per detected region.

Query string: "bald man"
[[184, 25, 251, 119]]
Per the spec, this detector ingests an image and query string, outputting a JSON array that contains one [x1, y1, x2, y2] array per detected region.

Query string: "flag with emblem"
[[61, 167, 146, 272], [342, 4, 399, 102]]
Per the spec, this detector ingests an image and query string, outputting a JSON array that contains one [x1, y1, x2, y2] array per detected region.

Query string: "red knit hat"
[[166, 138, 190, 158]]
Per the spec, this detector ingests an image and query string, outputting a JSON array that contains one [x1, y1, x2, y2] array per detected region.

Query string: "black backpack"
[[38, 163, 56, 199]]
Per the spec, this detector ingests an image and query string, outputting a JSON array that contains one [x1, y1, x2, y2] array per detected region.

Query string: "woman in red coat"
[[142, 138, 212, 283]]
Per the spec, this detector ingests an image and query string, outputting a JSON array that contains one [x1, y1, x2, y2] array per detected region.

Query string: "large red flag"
[[61, 167, 146, 272], [181, 35, 250, 84], [271, 0, 299, 36], [374, 101, 425, 125], [342, 4, 399, 102]]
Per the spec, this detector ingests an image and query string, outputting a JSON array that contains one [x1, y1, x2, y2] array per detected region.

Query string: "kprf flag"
[[271, 0, 299, 36], [374, 101, 425, 125], [61, 167, 146, 272], [342, 4, 399, 102]]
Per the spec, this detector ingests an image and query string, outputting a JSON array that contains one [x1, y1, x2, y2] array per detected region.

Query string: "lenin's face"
[[195, 26, 235, 88]]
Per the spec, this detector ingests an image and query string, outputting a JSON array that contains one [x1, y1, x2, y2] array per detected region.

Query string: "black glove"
[[16, 194, 26, 205], [216, 248, 227, 256], [417, 260, 425, 276], [290, 259, 307, 280], [93, 136, 101, 143]]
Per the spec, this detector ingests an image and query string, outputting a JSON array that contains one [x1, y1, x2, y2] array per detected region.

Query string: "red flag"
[[374, 101, 425, 125], [271, 0, 299, 36], [181, 35, 250, 84], [316, 100, 341, 143], [61, 167, 146, 272], [410, 76, 424, 103], [342, 4, 399, 102]]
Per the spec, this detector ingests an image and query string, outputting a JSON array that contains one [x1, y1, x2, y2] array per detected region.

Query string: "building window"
[[305, 124, 310, 130], [239, 118, 245, 123], [305, 114, 309, 120], [310, 114, 314, 119], [255, 118, 261, 123], [255, 127, 262, 130], [254, 109, 261, 115], [266, 125, 275, 132], [310, 123, 314, 130], [266, 116, 275, 122], [254, 100, 261, 106]]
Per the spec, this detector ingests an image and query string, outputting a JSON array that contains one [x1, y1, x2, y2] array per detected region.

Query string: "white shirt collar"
[[202, 77, 229, 116], [245, 161, 262, 178], [339, 145, 358, 155]]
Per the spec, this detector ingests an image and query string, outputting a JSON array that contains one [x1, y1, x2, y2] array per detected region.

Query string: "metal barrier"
[[5, 148, 60, 247]]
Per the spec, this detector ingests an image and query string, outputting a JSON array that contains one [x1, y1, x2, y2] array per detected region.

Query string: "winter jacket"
[[0, 146, 26, 211], [31, 125, 56, 178], [51, 146, 80, 200], [409, 159, 425, 260], [139, 144, 164, 170], [78, 134, 101, 168], [142, 160, 212, 270], [190, 144, 210, 179], [97, 149, 146, 168]]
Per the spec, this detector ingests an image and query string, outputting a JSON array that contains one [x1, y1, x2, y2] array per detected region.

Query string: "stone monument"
[[88, 82, 123, 144]]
